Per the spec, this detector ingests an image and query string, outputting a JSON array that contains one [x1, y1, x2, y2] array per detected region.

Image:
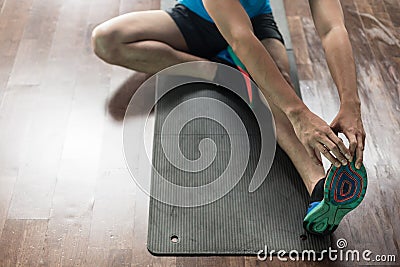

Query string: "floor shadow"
[[107, 72, 154, 121]]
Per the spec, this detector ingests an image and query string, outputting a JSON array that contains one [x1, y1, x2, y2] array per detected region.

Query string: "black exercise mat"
[[147, 81, 330, 255]]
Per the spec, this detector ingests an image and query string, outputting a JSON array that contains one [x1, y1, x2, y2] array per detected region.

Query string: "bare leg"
[[92, 10, 211, 75], [92, 10, 214, 119], [260, 39, 325, 195]]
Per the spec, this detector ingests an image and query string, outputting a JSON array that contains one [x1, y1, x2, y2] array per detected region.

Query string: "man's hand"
[[309, 0, 365, 168], [330, 104, 365, 169], [288, 107, 352, 167]]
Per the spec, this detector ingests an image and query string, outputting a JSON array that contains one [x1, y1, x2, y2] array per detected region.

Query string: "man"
[[92, 0, 367, 235]]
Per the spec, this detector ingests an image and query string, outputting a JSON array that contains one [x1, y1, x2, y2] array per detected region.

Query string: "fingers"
[[345, 132, 357, 162], [316, 129, 350, 166], [314, 146, 322, 163], [322, 138, 348, 165], [330, 120, 340, 135], [355, 134, 364, 169], [327, 131, 351, 161], [305, 145, 323, 166], [314, 142, 341, 167]]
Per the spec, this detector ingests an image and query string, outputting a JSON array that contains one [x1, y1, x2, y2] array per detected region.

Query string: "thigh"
[[166, 4, 228, 59], [98, 10, 190, 52]]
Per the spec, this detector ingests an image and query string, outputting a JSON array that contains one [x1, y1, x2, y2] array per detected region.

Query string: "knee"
[[281, 70, 293, 88], [274, 61, 293, 88], [91, 24, 122, 64]]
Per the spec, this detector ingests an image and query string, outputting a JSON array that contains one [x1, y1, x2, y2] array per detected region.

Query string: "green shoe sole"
[[303, 160, 368, 236]]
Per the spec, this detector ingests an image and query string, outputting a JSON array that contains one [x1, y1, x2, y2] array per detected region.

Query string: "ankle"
[[307, 176, 325, 196], [309, 178, 326, 202]]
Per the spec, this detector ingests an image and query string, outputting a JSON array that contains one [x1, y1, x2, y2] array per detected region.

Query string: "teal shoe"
[[303, 159, 368, 236]]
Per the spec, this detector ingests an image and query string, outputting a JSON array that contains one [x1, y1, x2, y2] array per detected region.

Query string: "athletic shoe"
[[303, 159, 368, 235]]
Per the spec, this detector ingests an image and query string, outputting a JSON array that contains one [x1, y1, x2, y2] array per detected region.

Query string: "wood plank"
[[85, 69, 134, 267], [0, 169, 18, 237], [287, 16, 313, 80], [107, 249, 133, 267], [374, 164, 400, 258], [0, 220, 25, 266], [120, 0, 160, 14], [245, 256, 333, 266], [301, 16, 339, 123], [352, 0, 400, 258], [0, 85, 40, 234], [85, 0, 135, 265], [7, 0, 63, 86], [344, 165, 399, 263], [87, 170, 136, 251], [368, 0, 387, 15], [0, 0, 34, 105], [282, 0, 310, 17], [43, 0, 111, 262], [341, 0, 400, 165], [6, 0, 88, 219], [355, 0, 400, 122], [15, 220, 48, 266], [383, 0, 400, 27], [178, 256, 244, 267], [85, 247, 108, 266], [0, 0, 33, 54], [0, 219, 48, 266]]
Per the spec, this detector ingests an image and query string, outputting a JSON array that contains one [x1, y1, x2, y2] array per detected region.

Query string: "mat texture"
[[147, 80, 330, 255]]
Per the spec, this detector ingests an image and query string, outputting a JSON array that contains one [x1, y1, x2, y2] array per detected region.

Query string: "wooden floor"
[[0, 0, 399, 266]]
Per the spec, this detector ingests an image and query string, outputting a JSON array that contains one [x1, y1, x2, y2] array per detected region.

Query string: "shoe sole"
[[303, 160, 368, 236]]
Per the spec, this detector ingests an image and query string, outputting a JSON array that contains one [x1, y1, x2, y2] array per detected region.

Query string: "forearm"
[[231, 32, 308, 117], [202, 0, 309, 118], [321, 26, 360, 107]]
